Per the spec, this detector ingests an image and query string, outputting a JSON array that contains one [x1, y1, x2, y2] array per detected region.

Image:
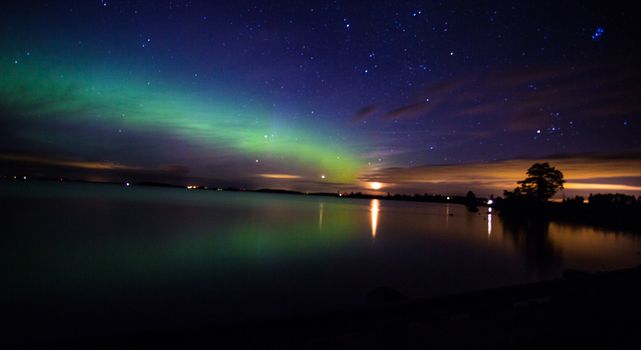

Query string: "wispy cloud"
[[352, 58, 641, 136], [0, 153, 140, 171], [256, 173, 302, 179], [351, 105, 377, 123]]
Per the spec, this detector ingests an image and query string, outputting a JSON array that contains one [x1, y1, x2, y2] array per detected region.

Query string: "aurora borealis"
[[1, 1, 641, 195], [0, 55, 362, 184]]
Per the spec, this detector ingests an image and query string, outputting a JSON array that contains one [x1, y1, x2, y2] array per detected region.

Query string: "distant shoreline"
[[0, 176, 487, 205], [4, 177, 640, 233]]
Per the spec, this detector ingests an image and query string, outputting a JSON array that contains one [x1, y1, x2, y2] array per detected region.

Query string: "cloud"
[[352, 58, 641, 137], [351, 105, 377, 123], [0, 153, 140, 171], [257, 173, 302, 179], [0, 152, 198, 185], [384, 102, 434, 120], [159, 164, 191, 176]]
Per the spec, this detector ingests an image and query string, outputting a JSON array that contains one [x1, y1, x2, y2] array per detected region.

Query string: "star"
[[591, 26, 605, 41]]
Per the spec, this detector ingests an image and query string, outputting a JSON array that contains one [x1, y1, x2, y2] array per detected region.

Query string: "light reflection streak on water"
[[445, 203, 450, 226], [318, 203, 324, 232], [370, 199, 380, 239]]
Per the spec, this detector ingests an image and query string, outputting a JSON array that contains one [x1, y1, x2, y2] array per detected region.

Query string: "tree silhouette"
[[465, 190, 479, 211], [516, 163, 565, 201]]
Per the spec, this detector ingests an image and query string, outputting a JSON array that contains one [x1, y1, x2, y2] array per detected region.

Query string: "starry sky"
[[1, 1, 640, 196]]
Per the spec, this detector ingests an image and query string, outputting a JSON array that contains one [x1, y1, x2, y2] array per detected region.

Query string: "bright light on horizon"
[[369, 182, 383, 190]]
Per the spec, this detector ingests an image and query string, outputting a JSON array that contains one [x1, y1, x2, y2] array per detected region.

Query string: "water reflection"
[[370, 199, 380, 239], [3, 180, 641, 342], [318, 203, 324, 232], [501, 217, 562, 273], [445, 203, 451, 226], [487, 209, 492, 236]]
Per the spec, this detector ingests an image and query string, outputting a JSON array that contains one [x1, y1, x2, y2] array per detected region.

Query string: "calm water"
[[2, 181, 641, 341]]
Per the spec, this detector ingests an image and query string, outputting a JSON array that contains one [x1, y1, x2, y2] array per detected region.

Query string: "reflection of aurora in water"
[[3, 181, 641, 331], [3, 188, 360, 288]]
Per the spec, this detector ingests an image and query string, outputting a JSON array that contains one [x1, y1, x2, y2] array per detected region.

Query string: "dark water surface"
[[2, 181, 641, 341]]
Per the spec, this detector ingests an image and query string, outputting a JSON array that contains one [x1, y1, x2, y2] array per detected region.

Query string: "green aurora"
[[0, 54, 364, 184]]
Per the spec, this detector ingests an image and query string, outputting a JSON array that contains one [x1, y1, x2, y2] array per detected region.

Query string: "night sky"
[[1, 1, 640, 196]]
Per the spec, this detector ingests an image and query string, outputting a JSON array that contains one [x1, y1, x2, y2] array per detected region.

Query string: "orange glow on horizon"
[[564, 183, 641, 191], [369, 182, 383, 190], [257, 173, 302, 179], [0, 153, 139, 171], [363, 155, 641, 196]]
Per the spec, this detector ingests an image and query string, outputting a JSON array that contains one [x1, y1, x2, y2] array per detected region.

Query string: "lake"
[[2, 181, 641, 342]]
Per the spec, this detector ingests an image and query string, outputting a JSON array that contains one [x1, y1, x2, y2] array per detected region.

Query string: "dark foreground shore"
[[23, 266, 641, 349]]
